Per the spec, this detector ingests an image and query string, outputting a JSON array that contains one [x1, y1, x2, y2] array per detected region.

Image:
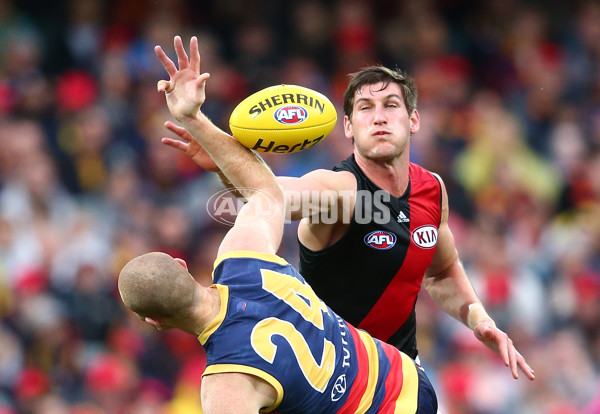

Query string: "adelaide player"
[[119, 35, 438, 413], [162, 44, 535, 382]]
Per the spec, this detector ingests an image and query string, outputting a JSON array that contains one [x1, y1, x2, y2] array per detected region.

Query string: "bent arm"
[[423, 251, 480, 327], [422, 177, 481, 324], [423, 177, 535, 380]]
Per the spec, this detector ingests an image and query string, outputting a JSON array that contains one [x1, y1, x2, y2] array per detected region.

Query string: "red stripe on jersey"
[[337, 325, 370, 414], [358, 164, 441, 341], [378, 343, 404, 413]]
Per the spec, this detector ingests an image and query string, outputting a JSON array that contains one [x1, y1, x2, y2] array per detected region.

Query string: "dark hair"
[[343, 65, 418, 118]]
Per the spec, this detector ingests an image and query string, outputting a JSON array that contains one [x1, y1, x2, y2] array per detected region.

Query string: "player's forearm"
[[423, 259, 492, 328], [216, 171, 246, 199], [179, 114, 279, 199]]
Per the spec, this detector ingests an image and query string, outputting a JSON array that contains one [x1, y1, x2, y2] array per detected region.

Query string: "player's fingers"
[[189, 36, 200, 72], [174, 35, 189, 70], [195, 73, 211, 89], [517, 352, 536, 380], [154, 46, 177, 77], [496, 332, 510, 367], [507, 338, 518, 379], [161, 137, 189, 151], [164, 121, 189, 139], [521, 364, 535, 380]]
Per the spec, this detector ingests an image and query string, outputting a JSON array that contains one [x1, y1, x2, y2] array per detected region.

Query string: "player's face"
[[344, 82, 419, 162]]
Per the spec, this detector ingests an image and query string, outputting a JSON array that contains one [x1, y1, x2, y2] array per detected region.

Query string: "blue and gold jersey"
[[199, 251, 437, 414]]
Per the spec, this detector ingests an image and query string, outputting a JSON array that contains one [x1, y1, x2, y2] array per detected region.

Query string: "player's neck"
[[354, 151, 409, 197], [185, 286, 221, 336]]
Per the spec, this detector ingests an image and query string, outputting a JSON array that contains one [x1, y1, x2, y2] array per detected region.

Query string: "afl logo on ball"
[[274, 105, 308, 125], [411, 225, 438, 248], [364, 230, 397, 250]]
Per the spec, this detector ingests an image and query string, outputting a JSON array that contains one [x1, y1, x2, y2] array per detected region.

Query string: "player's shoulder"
[[214, 251, 290, 270], [409, 162, 443, 184], [310, 168, 356, 180], [299, 168, 357, 191]]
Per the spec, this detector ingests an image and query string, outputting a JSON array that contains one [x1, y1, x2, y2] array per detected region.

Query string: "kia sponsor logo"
[[411, 225, 438, 248], [364, 230, 397, 250]]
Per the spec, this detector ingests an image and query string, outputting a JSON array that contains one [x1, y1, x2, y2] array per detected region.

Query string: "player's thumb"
[[157, 80, 171, 93], [474, 321, 496, 342]]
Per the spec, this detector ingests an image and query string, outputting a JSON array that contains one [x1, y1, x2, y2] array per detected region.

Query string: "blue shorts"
[[416, 364, 438, 413]]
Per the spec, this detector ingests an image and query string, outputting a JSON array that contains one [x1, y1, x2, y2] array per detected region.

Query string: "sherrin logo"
[[411, 225, 438, 248], [364, 230, 397, 250], [274, 105, 308, 125]]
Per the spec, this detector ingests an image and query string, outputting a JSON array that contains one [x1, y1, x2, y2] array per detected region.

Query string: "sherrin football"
[[229, 84, 337, 154]]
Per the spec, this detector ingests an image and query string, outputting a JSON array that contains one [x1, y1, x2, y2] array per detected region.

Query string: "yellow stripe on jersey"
[[355, 329, 380, 414], [394, 353, 419, 413], [198, 284, 229, 345], [213, 250, 290, 272], [202, 363, 284, 412]]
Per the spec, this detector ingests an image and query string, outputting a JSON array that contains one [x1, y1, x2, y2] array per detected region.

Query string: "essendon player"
[[164, 59, 535, 383]]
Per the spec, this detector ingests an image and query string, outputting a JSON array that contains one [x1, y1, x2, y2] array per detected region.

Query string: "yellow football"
[[229, 84, 337, 153]]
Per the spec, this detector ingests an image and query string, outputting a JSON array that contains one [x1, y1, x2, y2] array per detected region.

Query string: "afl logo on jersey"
[[412, 225, 438, 249], [364, 230, 397, 250]]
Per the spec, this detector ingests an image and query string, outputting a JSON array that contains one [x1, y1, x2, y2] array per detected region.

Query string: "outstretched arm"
[[163, 120, 353, 221], [423, 178, 535, 381], [155, 36, 283, 256]]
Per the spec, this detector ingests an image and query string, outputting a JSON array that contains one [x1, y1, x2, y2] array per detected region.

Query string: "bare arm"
[[155, 36, 283, 257], [162, 123, 356, 221], [423, 177, 535, 381], [201, 372, 277, 414], [279, 169, 357, 222]]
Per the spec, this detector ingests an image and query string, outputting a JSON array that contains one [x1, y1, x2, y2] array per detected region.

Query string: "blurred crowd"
[[0, 0, 599, 413]]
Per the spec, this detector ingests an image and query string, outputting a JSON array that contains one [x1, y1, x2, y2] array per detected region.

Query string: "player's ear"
[[344, 115, 354, 140], [174, 258, 188, 270], [409, 109, 420, 134], [144, 317, 163, 330]]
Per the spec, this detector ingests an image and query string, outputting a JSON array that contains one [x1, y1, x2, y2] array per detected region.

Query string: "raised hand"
[[155, 36, 210, 121], [474, 320, 535, 380], [162, 121, 220, 172]]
